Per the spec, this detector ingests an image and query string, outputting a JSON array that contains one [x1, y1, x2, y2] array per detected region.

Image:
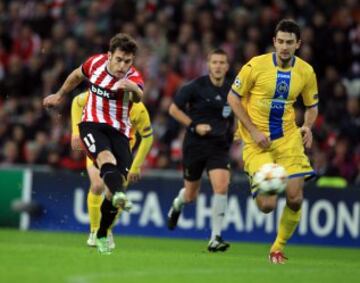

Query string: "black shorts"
[[182, 136, 230, 181], [79, 122, 132, 176]]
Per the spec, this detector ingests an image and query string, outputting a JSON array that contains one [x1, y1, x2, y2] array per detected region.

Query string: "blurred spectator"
[[1, 140, 21, 164], [330, 137, 357, 182], [180, 41, 206, 80], [24, 141, 41, 164], [60, 150, 85, 171], [1, 54, 29, 98], [11, 24, 41, 62]]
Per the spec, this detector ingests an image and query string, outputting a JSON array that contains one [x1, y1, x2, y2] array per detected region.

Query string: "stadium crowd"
[[0, 0, 359, 185]]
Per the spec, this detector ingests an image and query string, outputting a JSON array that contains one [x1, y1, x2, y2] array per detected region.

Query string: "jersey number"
[[83, 133, 96, 153]]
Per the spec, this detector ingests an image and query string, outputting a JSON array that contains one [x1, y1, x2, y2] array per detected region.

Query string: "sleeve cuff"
[[142, 132, 153, 138], [306, 102, 318, 108], [81, 65, 88, 78], [230, 89, 242, 98]]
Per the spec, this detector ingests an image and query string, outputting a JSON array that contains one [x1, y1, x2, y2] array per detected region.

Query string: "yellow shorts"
[[243, 129, 315, 196]]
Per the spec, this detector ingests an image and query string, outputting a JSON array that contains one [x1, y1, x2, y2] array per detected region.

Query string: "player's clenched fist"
[[117, 79, 139, 92], [300, 126, 313, 149], [250, 128, 271, 149], [195, 124, 212, 136]]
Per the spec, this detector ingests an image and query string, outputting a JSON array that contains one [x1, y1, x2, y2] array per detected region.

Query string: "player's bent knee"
[[287, 194, 303, 204], [90, 182, 105, 195], [213, 185, 229, 195], [256, 196, 276, 213], [97, 150, 116, 167], [258, 204, 275, 214], [287, 196, 303, 211]]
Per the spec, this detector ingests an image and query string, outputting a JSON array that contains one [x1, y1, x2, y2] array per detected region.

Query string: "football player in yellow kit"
[[71, 91, 153, 249], [228, 19, 318, 264]]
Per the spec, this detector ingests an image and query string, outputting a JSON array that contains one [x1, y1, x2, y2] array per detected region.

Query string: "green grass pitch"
[[0, 229, 359, 283]]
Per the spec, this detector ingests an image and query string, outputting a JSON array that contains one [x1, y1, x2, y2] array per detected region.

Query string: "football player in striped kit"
[[71, 91, 153, 250], [43, 33, 144, 254]]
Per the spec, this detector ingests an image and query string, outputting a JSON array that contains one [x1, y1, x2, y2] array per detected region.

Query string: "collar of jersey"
[[272, 52, 296, 70]]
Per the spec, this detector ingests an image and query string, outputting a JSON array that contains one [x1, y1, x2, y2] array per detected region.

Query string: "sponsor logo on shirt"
[[90, 84, 115, 99]]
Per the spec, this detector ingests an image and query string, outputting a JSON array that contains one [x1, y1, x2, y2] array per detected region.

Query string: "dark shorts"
[[182, 137, 230, 181], [79, 122, 132, 176]]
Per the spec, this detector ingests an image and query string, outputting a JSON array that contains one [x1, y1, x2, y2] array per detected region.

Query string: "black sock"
[[100, 163, 125, 194], [97, 198, 118, 239]]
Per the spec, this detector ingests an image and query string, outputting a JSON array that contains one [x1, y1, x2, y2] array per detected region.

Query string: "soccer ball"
[[253, 163, 288, 195]]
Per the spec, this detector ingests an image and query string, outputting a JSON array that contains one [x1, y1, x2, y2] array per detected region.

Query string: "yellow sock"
[[87, 191, 103, 233], [271, 205, 302, 252]]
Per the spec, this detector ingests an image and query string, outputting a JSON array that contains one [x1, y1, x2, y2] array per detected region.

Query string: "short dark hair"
[[274, 19, 301, 41], [208, 48, 228, 60], [109, 33, 138, 54]]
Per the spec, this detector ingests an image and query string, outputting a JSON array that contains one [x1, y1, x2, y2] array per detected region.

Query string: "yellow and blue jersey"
[[231, 53, 318, 144]]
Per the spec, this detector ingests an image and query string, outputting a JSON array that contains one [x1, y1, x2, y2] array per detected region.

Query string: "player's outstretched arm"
[[43, 66, 85, 108], [301, 106, 318, 149], [227, 92, 270, 148]]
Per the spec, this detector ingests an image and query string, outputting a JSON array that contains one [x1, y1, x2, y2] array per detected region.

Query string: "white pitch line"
[[19, 169, 33, 231]]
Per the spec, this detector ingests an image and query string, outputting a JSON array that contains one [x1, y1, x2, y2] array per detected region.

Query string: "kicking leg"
[[97, 150, 127, 208], [95, 150, 127, 254], [96, 194, 118, 255]]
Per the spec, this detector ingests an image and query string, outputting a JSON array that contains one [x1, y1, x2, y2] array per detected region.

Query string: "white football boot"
[[87, 232, 97, 247]]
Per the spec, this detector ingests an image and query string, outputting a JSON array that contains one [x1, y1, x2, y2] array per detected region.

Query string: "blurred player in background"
[[167, 49, 234, 252], [71, 91, 153, 250], [43, 33, 145, 254], [228, 19, 318, 263]]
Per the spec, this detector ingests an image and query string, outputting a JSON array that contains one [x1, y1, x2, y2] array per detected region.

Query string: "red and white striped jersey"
[[81, 53, 144, 137]]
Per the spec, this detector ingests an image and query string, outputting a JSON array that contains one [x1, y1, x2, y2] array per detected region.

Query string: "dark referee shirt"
[[173, 75, 234, 144]]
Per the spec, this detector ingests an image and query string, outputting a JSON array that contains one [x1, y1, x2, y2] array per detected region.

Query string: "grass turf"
[[0, 229, 359, 283]]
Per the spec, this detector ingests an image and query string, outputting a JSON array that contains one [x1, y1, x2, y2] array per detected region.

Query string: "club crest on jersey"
[[90, 84, 114, 99], [275, 80, 289, 99], [234, 78, 241, 88], [222, 105, 232, 118]]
